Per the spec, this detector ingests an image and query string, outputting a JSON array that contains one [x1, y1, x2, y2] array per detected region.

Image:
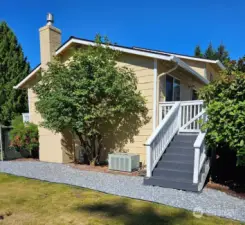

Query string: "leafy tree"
[[199, 70, 245, 166], [224, 57, 245, 74], [34, 35, 150, 164], [0, 22, 30, 125], [237, 56, 245, 72]]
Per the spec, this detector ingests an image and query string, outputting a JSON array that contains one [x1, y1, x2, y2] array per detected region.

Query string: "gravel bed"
[[0, 161, 244, 222]]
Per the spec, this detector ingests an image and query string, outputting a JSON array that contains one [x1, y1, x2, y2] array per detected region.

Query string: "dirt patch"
[[8, 158, 39, 162], [206, 181, 245, 200], [68, 163, 146, 177], [0, 210, 13, 220]]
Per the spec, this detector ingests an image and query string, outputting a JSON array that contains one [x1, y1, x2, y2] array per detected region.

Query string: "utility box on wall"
[[108, 153, 140, 172]]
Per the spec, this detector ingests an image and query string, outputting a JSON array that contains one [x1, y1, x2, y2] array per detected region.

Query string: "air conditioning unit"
[[108, 153, 140, 172]]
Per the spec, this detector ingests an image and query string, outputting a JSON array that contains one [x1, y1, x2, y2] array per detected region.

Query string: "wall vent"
[[109, 153, 140, 172]]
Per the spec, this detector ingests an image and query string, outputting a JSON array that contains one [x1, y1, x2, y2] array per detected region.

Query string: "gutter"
[[158, 62, 179, 79]]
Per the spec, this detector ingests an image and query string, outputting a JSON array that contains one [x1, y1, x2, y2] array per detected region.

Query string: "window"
[[209, 73, 213, 81], [166, 75, 180, 101], [191, 89, 198, 100]]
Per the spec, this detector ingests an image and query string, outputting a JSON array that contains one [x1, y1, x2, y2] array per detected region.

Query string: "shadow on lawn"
[[74, 201, 189, 225]]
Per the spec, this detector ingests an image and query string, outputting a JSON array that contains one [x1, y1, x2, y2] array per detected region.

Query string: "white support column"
[[28, 89, 31, 121], [153, 59, 158, 130], [146, 145, 152, 177], [193, 147, 200, 183]]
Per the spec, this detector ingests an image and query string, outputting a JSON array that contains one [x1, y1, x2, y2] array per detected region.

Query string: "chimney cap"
[[46, 13, 54, 25]]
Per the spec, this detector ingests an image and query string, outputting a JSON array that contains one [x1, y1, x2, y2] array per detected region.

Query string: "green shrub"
[[199, 70, 245, 166], [9, 116, 39, 158]]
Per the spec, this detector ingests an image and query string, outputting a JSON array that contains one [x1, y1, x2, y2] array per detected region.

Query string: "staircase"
[[144, 101, 210, 192], [144, 134, 210, 192]]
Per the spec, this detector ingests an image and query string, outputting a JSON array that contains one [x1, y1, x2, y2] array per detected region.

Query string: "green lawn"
[[0, 173, 243, 225]]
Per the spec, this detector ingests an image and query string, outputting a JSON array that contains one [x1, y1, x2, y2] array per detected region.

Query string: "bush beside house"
[[199, 69, 245, 186], [9, 116, 39, 158]]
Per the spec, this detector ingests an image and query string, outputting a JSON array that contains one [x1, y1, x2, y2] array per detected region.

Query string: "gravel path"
[[0, 161, 244, 222]]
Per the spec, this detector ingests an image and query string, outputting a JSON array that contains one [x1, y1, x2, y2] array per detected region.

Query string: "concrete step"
[[152, 168, 193, 180]]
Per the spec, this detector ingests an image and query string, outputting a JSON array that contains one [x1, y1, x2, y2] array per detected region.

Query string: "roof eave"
[[55, 38, 172, 62], [171, 56, 209, 85], [14, 65, 41, 89]]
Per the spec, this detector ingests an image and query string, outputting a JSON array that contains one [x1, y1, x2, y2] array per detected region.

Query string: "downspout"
[[158, 62, 179, 79]]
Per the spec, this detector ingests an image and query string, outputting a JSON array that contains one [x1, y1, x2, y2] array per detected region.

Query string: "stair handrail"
[[193, 132, 206, 183], [145, 102, 180, 177]]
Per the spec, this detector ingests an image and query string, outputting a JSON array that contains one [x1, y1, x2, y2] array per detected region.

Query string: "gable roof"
[[15, 36, 223, 89], [56, 36, 225, 70]]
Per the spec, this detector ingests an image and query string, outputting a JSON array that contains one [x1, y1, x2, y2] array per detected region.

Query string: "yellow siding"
[[117, 54, 154, 164], [181, 59, 206, 78], [28, 88, 69, 163], [206, 63, 220, 81]]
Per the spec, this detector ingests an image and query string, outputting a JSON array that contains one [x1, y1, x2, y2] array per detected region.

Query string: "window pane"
[[173, 79, 180, 101], [166, 75, 173, 101], [192, 89, 198, 100]]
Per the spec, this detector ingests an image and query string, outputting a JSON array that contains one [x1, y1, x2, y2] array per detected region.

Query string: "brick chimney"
[[39, 13, 61, 68]]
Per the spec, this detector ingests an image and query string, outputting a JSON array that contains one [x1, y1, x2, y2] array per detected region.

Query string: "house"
[[14, 14, 224, 191]]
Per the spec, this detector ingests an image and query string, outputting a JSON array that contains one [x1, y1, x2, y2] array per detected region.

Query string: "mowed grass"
[[0, 173, 243, 225]]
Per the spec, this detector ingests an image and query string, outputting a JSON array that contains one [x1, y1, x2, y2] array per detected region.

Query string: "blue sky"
[[1, 0, 244, 68]]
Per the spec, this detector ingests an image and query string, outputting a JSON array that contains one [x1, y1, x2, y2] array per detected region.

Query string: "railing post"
[[146, 145, 152, 177], [193, 147, 200, 183], [159, 106, 162, 124], [178, 103, 182, 131]]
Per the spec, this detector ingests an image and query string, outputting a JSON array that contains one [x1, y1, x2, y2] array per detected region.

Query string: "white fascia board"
[[55, 38, 172, 62], [171, 56, 209, 85], [173, 55, 225, 71], [14, 65, 41, 89], [133, 47, 226, 70]]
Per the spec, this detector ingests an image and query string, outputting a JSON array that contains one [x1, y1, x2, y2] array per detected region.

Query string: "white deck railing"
[[159, 102, 174, 122], [145, 102, 180, 177], [179, 100, 205, 132], [193, 132, 207, 183], [146, 100, 207, 180], [159, 100, 205, 132]]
